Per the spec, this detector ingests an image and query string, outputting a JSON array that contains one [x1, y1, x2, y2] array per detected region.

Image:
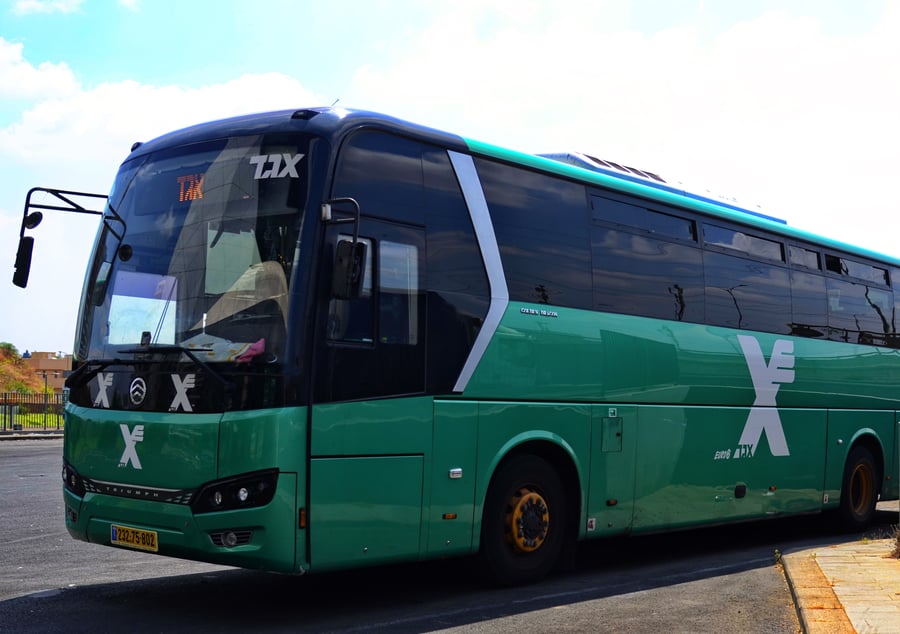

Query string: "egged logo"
[[736, 335, 794, 457], [119, 424, 145, 469]]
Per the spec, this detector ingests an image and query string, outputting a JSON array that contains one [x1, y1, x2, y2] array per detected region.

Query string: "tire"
[[479, 454, 567, 586], [838, 445, 880, 531]]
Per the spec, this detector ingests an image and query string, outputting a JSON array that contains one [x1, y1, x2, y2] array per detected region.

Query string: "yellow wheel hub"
[[505, 487, 550, 553]]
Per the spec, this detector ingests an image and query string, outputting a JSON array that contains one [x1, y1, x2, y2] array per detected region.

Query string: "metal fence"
[[0, 392, 66, 432]]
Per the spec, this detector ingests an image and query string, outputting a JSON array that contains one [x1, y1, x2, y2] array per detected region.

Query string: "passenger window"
[[826, 278, 892, 344], [704, 251, 791, 333], [789, 246, 821, 270], [704, 224, 784, 263]]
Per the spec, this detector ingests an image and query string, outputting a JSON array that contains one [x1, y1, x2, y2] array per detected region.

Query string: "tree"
[[0, 343, 42, 393]]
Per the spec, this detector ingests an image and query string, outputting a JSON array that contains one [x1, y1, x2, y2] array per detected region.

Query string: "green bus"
[[14, 107, 898, 585]]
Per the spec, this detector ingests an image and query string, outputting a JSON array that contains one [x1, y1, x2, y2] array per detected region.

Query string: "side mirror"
[[12, 236, 35, 288], [332, 239, 367, 299]]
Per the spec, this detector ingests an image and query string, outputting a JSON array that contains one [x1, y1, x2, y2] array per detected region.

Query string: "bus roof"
[[128, 106, 900, 269]]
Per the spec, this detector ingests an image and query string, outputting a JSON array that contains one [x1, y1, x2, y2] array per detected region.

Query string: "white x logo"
[[169, 373, 196, 412], [93, 372, 113, 408], [119, 424, 144, 469]]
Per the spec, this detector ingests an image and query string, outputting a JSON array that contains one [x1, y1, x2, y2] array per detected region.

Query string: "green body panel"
[[311, 396, 433, 456], [218, 407, 307, 477], [309, 456, 423, 570], [586, 405, 637, 536], [464, 303, 900, 409], [429, 401, 478, 555], [65, 404, 220, 487], [63, 405, 306, 572], [307, 397, 432, 571], [631, 406, 826, 531], [64, 473, 298, 573]]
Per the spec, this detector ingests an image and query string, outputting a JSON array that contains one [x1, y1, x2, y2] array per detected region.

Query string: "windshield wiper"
[[118, 344, 234, 393], [65, 358, 124, 391]]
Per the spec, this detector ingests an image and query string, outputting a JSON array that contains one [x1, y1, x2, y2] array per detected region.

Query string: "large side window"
[[474, 158, 592, 309], [591, 193, 702, 321], [824, 253, 893, 345], [592, 227, 704, 322], [332, 132, 425, 226], [827, 278, 893, 344], [704, 251, 791, 333]]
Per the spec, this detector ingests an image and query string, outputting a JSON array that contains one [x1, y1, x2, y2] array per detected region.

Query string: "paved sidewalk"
[[784, 534, 900, 633], [0, 429, 63, 440]]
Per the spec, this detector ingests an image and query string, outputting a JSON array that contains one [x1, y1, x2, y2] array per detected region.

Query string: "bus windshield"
[[76, 134, 311, 363]]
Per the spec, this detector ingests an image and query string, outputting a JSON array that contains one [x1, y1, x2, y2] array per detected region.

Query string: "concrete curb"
[[0, 430, 63, 440], [782, 550, 855, 633]]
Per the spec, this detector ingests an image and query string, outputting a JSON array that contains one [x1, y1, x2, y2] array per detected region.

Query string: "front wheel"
[[838, 445, 880, 531], [480, 454, 567, 586]]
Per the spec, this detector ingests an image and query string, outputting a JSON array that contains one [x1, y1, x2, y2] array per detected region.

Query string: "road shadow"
[[1, 508, 895, 634]]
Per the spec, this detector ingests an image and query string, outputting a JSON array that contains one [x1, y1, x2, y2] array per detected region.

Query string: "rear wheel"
[[480, 454, 567, 586], [839, 445, 880, 531]]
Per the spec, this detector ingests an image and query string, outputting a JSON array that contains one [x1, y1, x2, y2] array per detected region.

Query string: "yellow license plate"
[[110, 524, 158, 552]]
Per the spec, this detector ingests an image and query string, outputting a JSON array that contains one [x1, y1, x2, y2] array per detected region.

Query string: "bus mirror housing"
[[12, 211, 43, 287], [12, 236, 35, 288], [332, 239, 367, 299]]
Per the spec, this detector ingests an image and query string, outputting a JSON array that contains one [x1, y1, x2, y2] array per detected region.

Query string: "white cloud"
[[0, 37, 80, 100], [1, 71, 323, 352], [12, 0, 83, 15], [346, 5, 900, 253], [1, 72, 323, 169]]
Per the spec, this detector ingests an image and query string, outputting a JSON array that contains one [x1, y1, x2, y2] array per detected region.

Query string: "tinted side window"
[[825, 254, 889, 286], [591, 195, 696, 242], [790, 270, 827, 338], [475, 158, 591, 308], [332, 131, 425, 225], [705, 251, 791, 333], [592, 227, 704, 322], [424, 147, 488, 296], [827, 278, 893, 344], [789, 245, 821, 270], [704, 224, 784, 262]]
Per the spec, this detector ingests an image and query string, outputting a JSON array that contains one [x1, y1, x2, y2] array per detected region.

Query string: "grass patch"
[[891, 525, 900, 559]]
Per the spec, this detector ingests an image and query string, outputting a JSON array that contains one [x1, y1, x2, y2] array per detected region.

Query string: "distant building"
[[22, 351, 72, 393]]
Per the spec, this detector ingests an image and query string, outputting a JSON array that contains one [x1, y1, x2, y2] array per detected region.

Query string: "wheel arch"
[[474, 433, 584, 553], [847, 429, 885, 494]]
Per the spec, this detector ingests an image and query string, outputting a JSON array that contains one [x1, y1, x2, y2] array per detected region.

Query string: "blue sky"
[[1, 0, 898, 353]]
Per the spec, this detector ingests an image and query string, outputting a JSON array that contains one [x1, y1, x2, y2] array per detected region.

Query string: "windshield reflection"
[[76, 134, 310, 365]]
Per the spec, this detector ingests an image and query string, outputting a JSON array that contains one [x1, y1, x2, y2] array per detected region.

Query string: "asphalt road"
[[2, 439, 896, 633]]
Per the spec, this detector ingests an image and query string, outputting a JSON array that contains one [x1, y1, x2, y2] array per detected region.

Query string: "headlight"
[[191, 469, 278, 514], [62, 459, 85, 497]]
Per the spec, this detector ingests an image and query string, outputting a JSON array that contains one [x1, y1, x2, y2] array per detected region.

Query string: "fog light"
[[222, 531, 238, 548], [237, 487, 249, 503], [213, 491, 223, 506]]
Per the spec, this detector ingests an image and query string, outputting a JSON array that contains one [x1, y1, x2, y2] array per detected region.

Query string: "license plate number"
[[110, 524, 158, 552]]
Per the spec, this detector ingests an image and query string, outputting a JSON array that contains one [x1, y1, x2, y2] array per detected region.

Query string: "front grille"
[[83, 478, 195, 504]]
